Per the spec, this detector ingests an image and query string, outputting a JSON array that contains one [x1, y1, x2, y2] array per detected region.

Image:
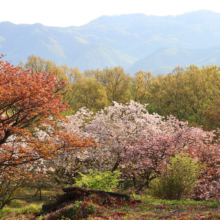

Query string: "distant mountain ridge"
[[128, 46, 220, 75], [1, 10, 220, 75]]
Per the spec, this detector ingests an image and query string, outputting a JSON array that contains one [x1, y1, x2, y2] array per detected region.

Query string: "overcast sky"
[[1, 0, 219, 27]]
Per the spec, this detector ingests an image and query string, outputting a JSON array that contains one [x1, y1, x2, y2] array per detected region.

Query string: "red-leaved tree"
[[0, 58, 95, 208], [0, 59, 68, 168]]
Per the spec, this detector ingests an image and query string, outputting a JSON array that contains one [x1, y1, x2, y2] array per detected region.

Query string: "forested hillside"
[[1, 10, 220, 74]]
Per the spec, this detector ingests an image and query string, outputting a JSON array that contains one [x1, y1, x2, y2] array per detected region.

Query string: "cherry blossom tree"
[[186, 141, 220, 201], [63, 100, 218, 199]]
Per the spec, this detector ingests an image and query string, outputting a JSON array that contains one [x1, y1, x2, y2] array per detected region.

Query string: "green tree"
[[147, 65, 220, 126], [87, 66, 131, 104], [66, 72, 108, 112], [19, 54, 70, 82], [131, 70, 154, 104]]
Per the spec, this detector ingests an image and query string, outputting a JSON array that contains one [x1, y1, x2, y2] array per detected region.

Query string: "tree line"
[[19, 55, 220, 130]]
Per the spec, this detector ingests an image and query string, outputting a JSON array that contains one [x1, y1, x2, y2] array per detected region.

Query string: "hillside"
[[1, 10, 220, 74], [128, 46, 220, 75]]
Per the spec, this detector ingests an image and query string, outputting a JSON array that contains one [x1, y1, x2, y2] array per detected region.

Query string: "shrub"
[[67, 201, 82, 218], [150, 152, 203, 200], [73, 170, 122, 191], [87, 203, 95, 214]]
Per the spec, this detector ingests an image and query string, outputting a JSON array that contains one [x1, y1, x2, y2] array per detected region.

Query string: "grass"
[[0, 187, 62, 220], [0, 203, 42, 220], [0, 187, 220, 219], [85, 199, 220, 219]]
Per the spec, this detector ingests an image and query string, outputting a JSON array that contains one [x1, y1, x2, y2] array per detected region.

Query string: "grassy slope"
[[0, 188, 220, 220]]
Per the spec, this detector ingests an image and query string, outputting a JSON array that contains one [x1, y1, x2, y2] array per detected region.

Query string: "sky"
[[1, 0, 219, 27]]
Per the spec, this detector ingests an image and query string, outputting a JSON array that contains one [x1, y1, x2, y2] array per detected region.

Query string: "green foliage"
[[19, 55, 220, 128], [150, 152, 203, 200], [67, 75, 108, 112], [147, 65, 220, 127], [66, 201, 82, 218], [87, 203, 95, 214], [19, 55, 70, 82], [73, 170, 122, 191], [131, 70, 153, 104], [87, 66, 131, 104], [64, 64, 220, 128]]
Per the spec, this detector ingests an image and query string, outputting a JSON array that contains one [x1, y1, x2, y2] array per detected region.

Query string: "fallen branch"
[[42, 187, 141, 213]]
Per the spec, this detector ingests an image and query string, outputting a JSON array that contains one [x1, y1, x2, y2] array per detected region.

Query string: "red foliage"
[[0, 60, 94, 174]]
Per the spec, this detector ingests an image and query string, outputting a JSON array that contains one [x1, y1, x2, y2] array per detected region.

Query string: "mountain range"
[[1, 10, 220, 75]]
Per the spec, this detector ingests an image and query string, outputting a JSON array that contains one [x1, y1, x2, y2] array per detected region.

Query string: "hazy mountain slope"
[[0, 22, 137, 71], [72, 10, 220, 59], [128, 47, 220, 75], [1, 10, 220, 74], [69, 42, 137, 71]]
